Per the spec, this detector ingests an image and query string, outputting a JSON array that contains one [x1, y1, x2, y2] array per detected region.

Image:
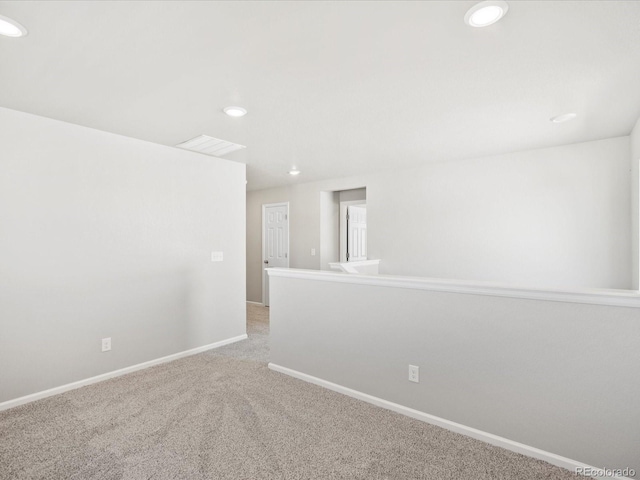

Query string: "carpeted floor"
[[0, 304, 580, 480]]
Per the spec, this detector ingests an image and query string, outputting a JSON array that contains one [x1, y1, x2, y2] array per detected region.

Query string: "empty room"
[[1, 1, 639, 479]]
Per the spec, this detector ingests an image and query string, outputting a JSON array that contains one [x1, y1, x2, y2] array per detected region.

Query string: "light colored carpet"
[[0, 303, 580, 479]]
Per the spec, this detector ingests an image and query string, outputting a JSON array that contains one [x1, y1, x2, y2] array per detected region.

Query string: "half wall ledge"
[[267, 268, 640, 309]]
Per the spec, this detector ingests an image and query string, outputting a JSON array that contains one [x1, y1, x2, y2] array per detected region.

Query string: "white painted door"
[[347, 205, 367, 261], [263, 203, 289, 306]]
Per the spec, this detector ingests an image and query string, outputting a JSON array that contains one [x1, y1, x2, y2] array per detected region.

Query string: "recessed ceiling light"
[[223, 106, 247, 117], [0, 14, 28, 37], [288, 169, 301, 176], [464, 1, 509, 28], [550, 113, 577, 123]]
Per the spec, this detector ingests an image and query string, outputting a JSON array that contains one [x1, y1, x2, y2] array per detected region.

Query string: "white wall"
[[631, 117, 640, 290], [269, 271, 640, 475], [0, 107, 246, 403], [247, 137, 631, 302], [339, 187, 366, 203], [319, 191, 339, 270]]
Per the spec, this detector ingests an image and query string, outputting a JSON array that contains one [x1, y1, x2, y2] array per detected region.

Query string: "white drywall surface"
[[0, 107, 246, 403], [269, 272, 640, 474], [630, 116, 640, 290], [247, 137, 631, 302]]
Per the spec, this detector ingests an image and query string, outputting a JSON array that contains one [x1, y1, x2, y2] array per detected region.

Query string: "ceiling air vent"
[[176, 135, 246, 157]]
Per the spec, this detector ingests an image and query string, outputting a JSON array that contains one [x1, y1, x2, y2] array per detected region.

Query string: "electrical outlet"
[[211, 251, 224, 262], [408, 365, 419, 383], [102, 337, 111, 352], [311, 248, 316, 256]]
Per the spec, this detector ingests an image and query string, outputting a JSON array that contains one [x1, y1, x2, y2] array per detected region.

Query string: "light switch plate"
[[211, 251, 224, 262]]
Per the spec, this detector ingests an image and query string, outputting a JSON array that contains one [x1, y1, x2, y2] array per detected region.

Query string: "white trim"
[[329, 259, 380, 273], [268, 363, 630, 480], [0, 334, 248, 412], [246, 300, 264, 306], [262, 202, 290, 306], [267, 268, 640, 309]]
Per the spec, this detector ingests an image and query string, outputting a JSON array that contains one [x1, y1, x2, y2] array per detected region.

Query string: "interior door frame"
[[340, 200, 366, 262], [262, 202, 290, 306]]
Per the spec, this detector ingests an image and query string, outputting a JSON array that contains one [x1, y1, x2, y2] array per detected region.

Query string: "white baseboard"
[[0, 334, 248, 412], [268, 363, 631, 480], [246, 301, 264, 306]]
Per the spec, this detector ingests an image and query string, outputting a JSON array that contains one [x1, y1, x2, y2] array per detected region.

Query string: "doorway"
[[339, 200, 367, 262], [319, 187, 367, 268], [346, 204, 367, 261], [262, 202, 289, 306]]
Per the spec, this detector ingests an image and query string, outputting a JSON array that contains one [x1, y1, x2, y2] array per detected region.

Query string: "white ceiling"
[[1, 1, 639, 191]]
